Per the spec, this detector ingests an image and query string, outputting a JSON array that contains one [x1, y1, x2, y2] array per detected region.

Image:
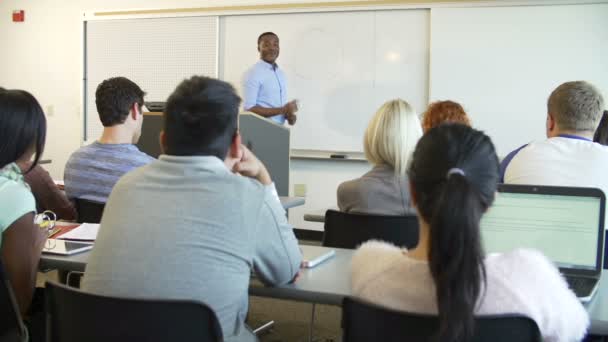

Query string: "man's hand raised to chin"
[[232, 145, 272, 185]]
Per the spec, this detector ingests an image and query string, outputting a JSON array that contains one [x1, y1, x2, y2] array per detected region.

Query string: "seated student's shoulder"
[[352, 241, 406, 286], [484, 248, 574, 301], [0, 178, 35, 203], [486, 248, 560, 279], [353, 240, 404, 263], [339, 167, 394, 197], [0, 179, 35, 228], [337, 174, 378, 203], [337, 177, 362, 198], [106, 161, 155, 193], [486, 248, 589, 341]]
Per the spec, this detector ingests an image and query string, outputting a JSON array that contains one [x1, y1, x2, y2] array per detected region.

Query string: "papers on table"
[[56, 223, 100, 241]]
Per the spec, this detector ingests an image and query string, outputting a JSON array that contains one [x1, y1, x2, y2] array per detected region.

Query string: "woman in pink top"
[[351, 124, 588, 342]]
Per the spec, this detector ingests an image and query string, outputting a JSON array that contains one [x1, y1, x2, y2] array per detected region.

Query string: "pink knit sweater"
[[351, 241, 589, 342]]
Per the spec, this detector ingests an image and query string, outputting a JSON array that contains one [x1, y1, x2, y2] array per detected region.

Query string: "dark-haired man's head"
[[95, 77, 146, 143], [257, 32, 280, 64], [0, 88, 47, 171], [546, 81, 604, 138], [162, 76, 242, 160]]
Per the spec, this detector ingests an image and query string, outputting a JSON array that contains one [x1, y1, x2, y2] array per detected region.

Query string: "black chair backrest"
[[323, 210, 419, 249], [0, 260, 25, 341], [74, 199, 105, 223], [45, 281, 223, 342], [604, 234, 607, 269], [342, 296, 540, 342]]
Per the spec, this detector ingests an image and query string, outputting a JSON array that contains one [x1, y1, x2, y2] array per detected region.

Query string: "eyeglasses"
[[34, 210, 57, 249]]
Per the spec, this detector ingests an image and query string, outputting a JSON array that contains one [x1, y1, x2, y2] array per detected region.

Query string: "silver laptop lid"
[[481, 184, 605, 277]]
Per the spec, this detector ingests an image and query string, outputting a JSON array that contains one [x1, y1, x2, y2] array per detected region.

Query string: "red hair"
[[422, 100, 471, 133]]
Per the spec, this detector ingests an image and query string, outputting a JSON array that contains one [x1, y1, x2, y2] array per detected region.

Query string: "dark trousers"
[[24, 287, 45, 342]]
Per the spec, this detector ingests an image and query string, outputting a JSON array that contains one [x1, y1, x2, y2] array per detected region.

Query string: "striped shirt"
[[64, 141, 154, 203]]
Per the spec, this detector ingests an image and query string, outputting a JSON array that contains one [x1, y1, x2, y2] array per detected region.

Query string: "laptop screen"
[[481, 187, 602, 270]]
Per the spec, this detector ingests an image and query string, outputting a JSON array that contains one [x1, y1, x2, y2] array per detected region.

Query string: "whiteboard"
[[85, 16, 218, 141], [430, 4, 608, 157], [220, 10, 429, 152]]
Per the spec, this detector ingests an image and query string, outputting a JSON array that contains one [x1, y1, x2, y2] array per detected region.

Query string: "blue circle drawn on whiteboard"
[[293, 28, 343, 81]]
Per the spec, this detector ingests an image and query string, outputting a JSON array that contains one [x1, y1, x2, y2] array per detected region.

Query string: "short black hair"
[[163, 76, 241, 158], [95, 77, 145, 127], [257, 32, 278, 45], [0, 88, 47, 172]]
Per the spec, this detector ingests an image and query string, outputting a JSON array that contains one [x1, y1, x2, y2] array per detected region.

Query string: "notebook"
[[481, 184, 605, 302], [55, 223, 100, 241], [301, 245, 336, 268]]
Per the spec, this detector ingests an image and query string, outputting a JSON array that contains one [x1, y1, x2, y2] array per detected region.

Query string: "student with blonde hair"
[[337, 99, 422, 215]]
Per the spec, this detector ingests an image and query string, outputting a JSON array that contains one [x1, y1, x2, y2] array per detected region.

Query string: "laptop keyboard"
[[564, 275, 597, 298]]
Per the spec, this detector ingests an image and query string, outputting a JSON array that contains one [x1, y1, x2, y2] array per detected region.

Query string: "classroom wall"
[[0, 0, 374, 231], [5, 1, 600, 231]]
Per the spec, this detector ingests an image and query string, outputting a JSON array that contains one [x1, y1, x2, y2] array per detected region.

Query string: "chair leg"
[[66, 271, 84, 288], [308, 303, 316, 342]]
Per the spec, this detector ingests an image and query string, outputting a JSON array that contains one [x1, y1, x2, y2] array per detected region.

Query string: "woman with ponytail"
[[351, 124, 588, 341]]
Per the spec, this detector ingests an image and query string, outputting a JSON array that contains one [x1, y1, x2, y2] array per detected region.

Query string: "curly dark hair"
[[95, 77, 145, 127]]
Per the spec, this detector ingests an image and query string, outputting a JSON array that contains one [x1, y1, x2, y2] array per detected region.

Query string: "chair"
[[0, 260, 27, 341], [45, 281, 223, 342], [304, 210, 419, 342], [342, 296, 541, 342], [604, 234, 607, 269], [74, 199, 105, 224], [322, 209, 419, 249]]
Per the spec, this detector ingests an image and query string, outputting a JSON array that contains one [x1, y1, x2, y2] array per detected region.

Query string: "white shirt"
[[351, 241, 589, 342], [502, 135, 608, 232], [503, 136, 608, 195]]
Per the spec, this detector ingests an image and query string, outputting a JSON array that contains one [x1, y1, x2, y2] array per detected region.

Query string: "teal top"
[[0, 163, 36, 247]]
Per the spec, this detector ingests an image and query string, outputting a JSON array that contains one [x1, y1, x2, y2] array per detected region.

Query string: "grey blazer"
[[337, 164, 415, 216]]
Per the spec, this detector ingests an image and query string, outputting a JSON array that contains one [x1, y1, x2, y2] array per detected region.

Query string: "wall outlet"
[[46, 105, 54, 117], [294, 184, 307, 197]]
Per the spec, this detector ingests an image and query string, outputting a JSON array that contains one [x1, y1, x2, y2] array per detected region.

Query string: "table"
[[39, 245, 608, 335]]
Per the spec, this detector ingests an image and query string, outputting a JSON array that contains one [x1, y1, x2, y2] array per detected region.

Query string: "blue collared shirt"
[[242, 60, 288, 125]]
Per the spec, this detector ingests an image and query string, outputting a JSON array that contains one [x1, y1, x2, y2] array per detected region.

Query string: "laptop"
[[42, 239, 93, 256], [481, 184, 605, 302]]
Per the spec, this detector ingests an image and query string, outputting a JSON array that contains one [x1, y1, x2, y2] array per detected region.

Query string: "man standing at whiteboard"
[[243, 32, 298, 125]]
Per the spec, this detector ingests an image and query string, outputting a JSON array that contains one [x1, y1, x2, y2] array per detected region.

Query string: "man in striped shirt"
[[64, 77, 154, 203]]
